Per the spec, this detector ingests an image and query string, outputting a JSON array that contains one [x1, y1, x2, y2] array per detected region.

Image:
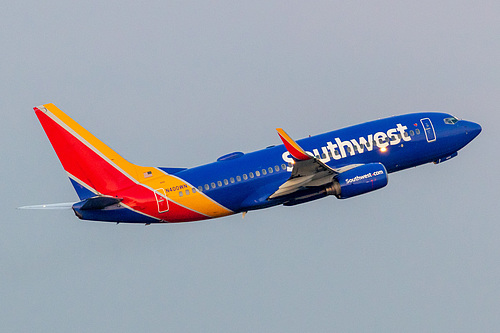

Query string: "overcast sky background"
[[1, 1, 499, 332]]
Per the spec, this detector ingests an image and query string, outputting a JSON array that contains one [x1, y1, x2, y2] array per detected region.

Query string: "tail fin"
[[34, 104, 144, 199]]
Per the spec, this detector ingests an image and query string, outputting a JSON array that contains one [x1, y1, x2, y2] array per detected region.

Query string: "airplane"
[[19, 103, 481, 224]]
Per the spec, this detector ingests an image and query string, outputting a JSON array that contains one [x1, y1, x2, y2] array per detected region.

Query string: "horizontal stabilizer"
[[78, 196, 122, 210], [18, 202, 75, 210]]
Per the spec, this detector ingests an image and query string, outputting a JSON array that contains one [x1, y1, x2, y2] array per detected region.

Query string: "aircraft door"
[[154, 188, 169, 213], [420, 118, 436, 142]]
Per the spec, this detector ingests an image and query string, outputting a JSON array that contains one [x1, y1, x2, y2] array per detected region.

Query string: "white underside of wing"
[[269, 162, 365, 199]]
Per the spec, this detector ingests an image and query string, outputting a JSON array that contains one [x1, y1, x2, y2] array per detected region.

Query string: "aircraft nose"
[[462, 120, 482, 140]]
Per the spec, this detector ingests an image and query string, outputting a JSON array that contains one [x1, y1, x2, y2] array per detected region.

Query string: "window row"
[[177, 164, 288, 197], [177, 129, 423, 197], [409, 129, 421, 136]]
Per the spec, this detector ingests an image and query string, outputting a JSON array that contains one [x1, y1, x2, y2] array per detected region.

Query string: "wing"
[[270, 129, 361, 199]]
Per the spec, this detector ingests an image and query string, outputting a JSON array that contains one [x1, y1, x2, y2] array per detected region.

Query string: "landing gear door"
[[420, 118, 436, 142], [154, 188, 169, 213]]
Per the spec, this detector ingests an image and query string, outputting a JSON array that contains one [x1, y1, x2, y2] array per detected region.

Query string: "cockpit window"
[[444, 116, 459, 125]]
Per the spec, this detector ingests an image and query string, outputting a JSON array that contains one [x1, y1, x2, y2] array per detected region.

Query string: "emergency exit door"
[[154, 188, 169, 213]]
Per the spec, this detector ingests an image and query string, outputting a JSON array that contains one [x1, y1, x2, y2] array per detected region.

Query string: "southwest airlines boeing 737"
[[20, 103, 481, 224]]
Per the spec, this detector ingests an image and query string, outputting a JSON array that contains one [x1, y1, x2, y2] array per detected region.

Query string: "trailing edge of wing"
[[276, 128, 312, 161], [269, 158, 336, 198], [269, 162, 365, 199]]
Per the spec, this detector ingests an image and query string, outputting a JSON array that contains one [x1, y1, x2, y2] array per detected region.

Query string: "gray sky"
[[2, 1, 499, 332]]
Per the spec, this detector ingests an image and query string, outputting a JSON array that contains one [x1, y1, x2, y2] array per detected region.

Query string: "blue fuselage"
[[32, 104, 481, 224], [175, 112, 481, 213]]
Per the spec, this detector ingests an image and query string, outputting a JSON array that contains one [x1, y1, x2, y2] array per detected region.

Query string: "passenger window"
[[410, 130, 414, 136], [236, 176, 241, 182], [281, 164, 286, 170], [204, 184, 209, 191], [185, 189, 190, 195], [230, 177, 235, 183], [192, 188, 197, 194], [217, 181, 222, 187], [249, 172, 254, 178], [255, 171, 260, 177], [211, 182, 216, 189], [198, 186, 203, 192], [416, 129, 420, 135], [179, 191, 183, 197], [243, 174, 248, 180], [275, 165, 280, 172], [268, 167, 273, 173]]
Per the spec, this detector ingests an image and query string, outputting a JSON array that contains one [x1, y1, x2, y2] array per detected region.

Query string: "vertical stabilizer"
[[34, 104, 141, 199]]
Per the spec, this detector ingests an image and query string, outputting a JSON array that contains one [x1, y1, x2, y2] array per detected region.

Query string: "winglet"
[[276, 128, 312, 161]]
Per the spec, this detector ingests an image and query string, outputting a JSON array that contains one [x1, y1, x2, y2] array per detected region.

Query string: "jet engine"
[[326, 163, 388, 199]]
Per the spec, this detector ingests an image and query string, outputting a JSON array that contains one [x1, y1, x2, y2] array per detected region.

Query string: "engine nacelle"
[[328, 163, 388, 199]]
